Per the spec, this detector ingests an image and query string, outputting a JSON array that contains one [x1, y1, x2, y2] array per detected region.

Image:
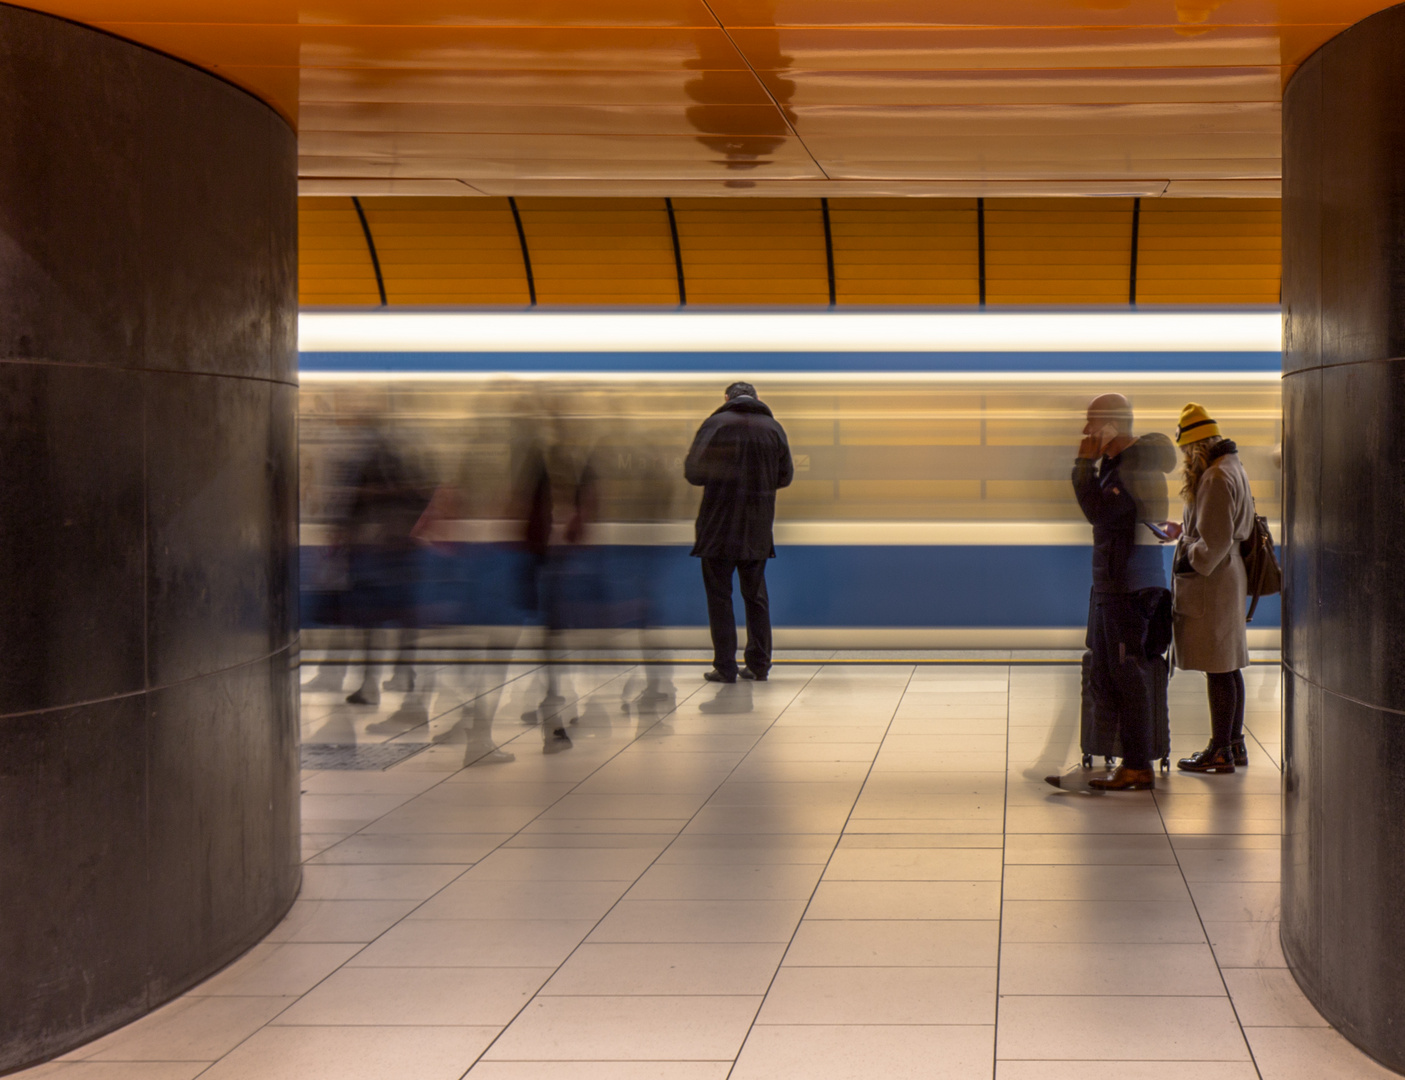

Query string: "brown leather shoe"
[[1087, 765, 1155, 791]]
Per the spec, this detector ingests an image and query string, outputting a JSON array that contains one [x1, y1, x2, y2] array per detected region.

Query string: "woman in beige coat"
[[1160, 403, 1255, 774]]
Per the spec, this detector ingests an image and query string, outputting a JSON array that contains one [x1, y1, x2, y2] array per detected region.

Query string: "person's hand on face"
[[1078, 420, 1116, 460]]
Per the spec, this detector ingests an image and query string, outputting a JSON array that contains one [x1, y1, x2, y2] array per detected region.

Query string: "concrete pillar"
[[1282, 2, 1405, 1070], [0, 5, 300, 1069]]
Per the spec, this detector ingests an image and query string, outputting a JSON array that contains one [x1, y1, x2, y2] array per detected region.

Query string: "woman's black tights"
[[1206, 669, 1245, 749]]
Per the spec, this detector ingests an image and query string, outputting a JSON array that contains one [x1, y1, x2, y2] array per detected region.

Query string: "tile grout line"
[[457, 662, 830, 1078], [724, 662, 918, 1080], [992, 662, 1012, 1078]]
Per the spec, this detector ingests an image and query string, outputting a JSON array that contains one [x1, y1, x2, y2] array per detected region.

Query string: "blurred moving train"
[[298, 311, 1283, 650]]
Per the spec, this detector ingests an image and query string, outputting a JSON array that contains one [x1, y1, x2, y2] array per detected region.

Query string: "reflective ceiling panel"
[[21, 0, 1396, 195]]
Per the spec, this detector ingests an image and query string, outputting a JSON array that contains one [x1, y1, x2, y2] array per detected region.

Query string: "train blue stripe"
[[297, 350, 1283, 374], [300, 543, 1280, 630]]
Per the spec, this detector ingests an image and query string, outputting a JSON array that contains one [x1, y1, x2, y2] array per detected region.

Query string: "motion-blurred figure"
[[685, 381, 793, 684], [1063, 393, 1173, 792], [619, 437, 679, 716], [339, 422, 428, 706]]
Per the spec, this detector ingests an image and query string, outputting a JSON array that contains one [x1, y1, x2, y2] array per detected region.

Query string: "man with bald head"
[[1070, 393, 1174, 791]]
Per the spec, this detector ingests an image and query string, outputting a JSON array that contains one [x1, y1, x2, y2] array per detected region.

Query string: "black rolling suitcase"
[[1078, 649, 1172, 773]]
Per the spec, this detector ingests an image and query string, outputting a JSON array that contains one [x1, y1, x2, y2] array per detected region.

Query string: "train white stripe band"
[[298, 311, 1283, 354]]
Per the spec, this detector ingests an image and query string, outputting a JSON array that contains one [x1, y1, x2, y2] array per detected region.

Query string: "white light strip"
[[298, 311, 1282, 354]]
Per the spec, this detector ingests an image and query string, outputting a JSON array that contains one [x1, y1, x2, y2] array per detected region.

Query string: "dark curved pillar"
[[1282, 3, 1405, 1072], [0, 6, 299, 1072]]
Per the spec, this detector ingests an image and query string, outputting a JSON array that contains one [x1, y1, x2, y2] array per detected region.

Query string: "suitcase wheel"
[[1160, 756, 1171, 773], [1081, 754, 1093, 769], [1104, 757, 1116, 770]]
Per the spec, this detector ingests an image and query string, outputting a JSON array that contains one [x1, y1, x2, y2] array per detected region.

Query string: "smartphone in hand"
[[1143, 520, 1173, 542]]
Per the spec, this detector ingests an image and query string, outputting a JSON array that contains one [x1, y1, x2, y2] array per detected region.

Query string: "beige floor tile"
[[1204, 920, 1286, 968], [537, 792, 712, 820], [731, 1023, 995, 1080], [760, 965, 996, 1025], [299, 794, 416, 827], [808, 880, 1000, 920], [997, 1064, 1259, 1079], [360, 803, 546, 834], [1244, 1025, 1402, 1079], [308, 834, 511, 865], [19, 1065, 210, 1079], [262, 899, 420, 944], [837, 833, 1003, 849], [467, 1065, 731, 1080], [464, 846, 659, 881], [69, 996, 292, 1062], [1003, 864, 1191, 902], [1003, 833, 1175, 865], [999, 942, 1225, 996], [588, 899, 808, 943], [543, 942, 786, 995], [187, 943, 363, 997], [626, 862, 823, 901], [1001, 900, 1207, 944], [997, 995, 1250, 1060], [1176, 848, 1280, 882], [298, 864, 469, 901], [409, 878, 628, 920], [195, 1025, 494, 1080], [656, 834, 835, 864], [1189, 881, 1281, 922], [300, 771, 448, 796], [1004, 803, 1167, 834], [683, 804, 855, 833], [786, 919, 999, 966], [348, 918, 597, 968], [1222, 968, 1328, 1027], [485, 995, 761, 1061], [271, 966, 550, 1026], [823, 847, 1003, 881]]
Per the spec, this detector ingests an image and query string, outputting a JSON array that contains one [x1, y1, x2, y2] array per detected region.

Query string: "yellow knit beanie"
[[1175, 402, 1220, 447]]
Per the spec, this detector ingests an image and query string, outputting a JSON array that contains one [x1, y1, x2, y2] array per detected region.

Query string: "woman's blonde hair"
[[1180, 433, 1227, 504]]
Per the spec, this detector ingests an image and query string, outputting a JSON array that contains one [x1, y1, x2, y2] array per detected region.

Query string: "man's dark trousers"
[[701, 557, 771, 677], [1087, 588, 1163, 770]]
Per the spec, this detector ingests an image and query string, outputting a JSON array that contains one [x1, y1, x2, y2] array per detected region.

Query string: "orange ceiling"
[[22, 1, 1394, 197]]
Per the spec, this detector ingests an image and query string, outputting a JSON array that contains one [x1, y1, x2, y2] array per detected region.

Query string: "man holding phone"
[[1068, 393, 1174, 791]]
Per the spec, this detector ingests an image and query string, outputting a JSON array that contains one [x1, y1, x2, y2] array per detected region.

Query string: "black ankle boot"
[[1231, 739, 1248, 767], [1177, 742, 1236, 774]]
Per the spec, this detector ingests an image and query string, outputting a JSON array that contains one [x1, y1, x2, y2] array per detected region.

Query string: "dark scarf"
[[1208, 439, 1238, 462]]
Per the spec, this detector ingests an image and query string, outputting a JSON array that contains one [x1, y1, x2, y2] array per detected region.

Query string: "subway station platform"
[[15, 655, 1394, 1080]]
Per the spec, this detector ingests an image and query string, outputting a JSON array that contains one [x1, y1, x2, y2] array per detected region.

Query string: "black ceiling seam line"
[[1130, 196, 1142, 307], [351, 195, 387, 307], [821, 198, 837, 307], [508, 196, 537, 307], [977, 197, 987, 308], [665, 197, 687, 306]]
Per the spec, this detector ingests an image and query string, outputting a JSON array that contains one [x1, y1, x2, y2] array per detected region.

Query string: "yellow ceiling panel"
[[516, 197, 681, 305], [985, 199, 1135, 306], [829, 199, 978, 305], [671, 200, 829, 305], [1137, 197, 1281, 304], [298, 196, 381, 305]]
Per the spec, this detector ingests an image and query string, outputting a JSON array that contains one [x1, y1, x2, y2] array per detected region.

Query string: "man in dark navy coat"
[[685, 381, 794, 683]]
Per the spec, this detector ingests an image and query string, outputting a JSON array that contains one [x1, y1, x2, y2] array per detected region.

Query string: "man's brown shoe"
[[1087, 765, 1155, 791]]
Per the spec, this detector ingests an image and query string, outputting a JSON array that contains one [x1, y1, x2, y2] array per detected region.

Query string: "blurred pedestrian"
[[1067, 393, 1172, 792], [1160, 404, 1256, 774], [685, 381, 793, 683]]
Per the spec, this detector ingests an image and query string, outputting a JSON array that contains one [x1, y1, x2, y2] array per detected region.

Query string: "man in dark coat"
[[1068, 392, 1173, 792], [685, 381, 794, 683]]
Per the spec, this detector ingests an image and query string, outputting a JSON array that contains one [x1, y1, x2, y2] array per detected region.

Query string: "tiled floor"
[[21, 655, 1404, 1080]]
